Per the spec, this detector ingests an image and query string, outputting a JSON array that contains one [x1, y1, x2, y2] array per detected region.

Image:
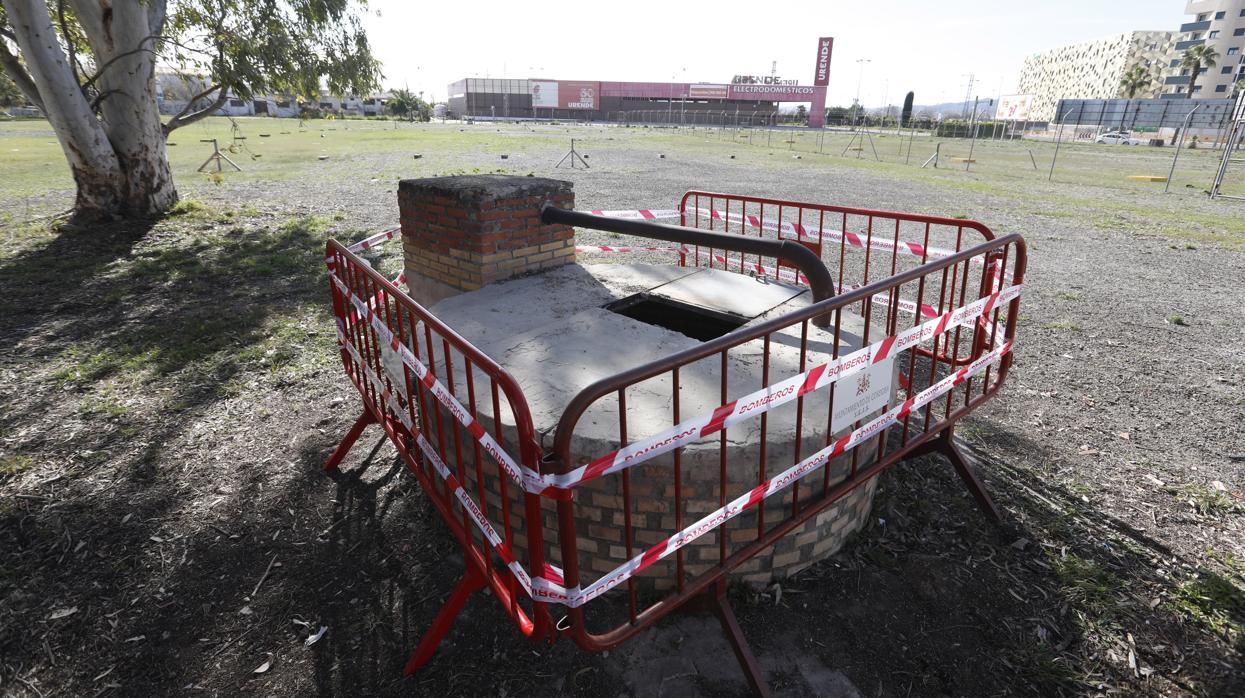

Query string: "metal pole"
[[1048, 108, 1073, 182], [966, 96, 979, 171], [1165, 104, 1202, 193]]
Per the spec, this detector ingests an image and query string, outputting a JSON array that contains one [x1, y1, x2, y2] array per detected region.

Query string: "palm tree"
[[1181, 44, 1220, 97], [1120, 64, 1153, 98], [1234, 78, 1245, 98], [386, 89, 431, 122]]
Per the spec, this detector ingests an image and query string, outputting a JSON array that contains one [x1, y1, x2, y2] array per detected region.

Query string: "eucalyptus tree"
[[0, 1, 380, 221]]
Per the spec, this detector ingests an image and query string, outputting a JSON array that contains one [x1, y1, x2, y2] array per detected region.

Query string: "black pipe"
[[539, 205, 836, 326]]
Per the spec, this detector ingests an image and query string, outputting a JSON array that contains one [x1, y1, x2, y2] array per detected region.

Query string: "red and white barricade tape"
[[587, 209, 681, 220], [575, 245, 683, 254], [329, 224, 1022, 608], [331, 257, 1017, 498], [686, 207, 1013, 286], [539, 282, 1021, 493], [346, 227, 400, 253], [330, 272, 544, 493], [535, 338, 1015, 607], [336, 327, 545, 598]]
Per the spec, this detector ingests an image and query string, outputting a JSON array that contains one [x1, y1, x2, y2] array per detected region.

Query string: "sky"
[[362, 0, 1189, 108]]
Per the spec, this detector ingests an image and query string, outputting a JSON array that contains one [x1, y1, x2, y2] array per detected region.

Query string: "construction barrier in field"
[[321, 187, 1027, 695]]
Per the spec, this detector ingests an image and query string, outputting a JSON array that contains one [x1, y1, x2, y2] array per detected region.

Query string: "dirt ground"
[[1, 120, 1243, 697]]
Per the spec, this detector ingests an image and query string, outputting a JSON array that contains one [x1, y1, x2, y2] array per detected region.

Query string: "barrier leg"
[[403, 562, 487, 675], [934, 428, 1002, 524], [323, 410, 376, 471], [688, 580, 770, 697]]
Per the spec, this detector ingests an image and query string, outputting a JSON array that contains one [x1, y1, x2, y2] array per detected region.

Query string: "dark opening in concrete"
[[606, 293, 748, 341]]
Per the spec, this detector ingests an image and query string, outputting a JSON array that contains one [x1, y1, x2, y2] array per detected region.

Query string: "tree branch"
[[0, 36, 44, 112], [79, 35, 160, 91], [56, 0, 81, 86], [162, 83, 228, 135]]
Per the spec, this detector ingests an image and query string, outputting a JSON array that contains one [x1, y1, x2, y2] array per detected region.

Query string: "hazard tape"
[[335, 327, 546, 600], [330, 271, 545, 493], [686, 207, 1013, 286], [573, 245, 940, 318], [331, 250, 1016, 497], [338, 318, 1011, 608], [575, 245, 683, 254], [587, 209, 681, 220], [539, 282, 1021, 493], [328, 229, 1021, 609], [687, 208, 956, 263], [330, 225, 1014, 499], [347, 227, 400, 253], [536, 339, 1015, 607]]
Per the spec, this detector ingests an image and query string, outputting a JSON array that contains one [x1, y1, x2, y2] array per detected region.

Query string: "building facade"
[[1165, 0, 1245, 98], [1018, 31, 1177, 120], [446, 78, 791, 124]]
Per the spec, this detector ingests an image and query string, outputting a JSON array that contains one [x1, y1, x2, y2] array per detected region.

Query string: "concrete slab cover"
[[648, 268, 807, 319]]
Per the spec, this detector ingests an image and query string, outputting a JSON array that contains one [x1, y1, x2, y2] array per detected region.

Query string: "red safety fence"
[[322, 192, 1027, 695], [323, 241, 554, 673]]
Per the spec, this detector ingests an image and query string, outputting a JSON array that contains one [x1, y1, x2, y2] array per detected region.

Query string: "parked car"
[[1096, 131, 1143, 145]]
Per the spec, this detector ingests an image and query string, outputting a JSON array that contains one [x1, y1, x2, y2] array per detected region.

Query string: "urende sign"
[[814, 37, 834, 87], [558, 80, 600, 110]]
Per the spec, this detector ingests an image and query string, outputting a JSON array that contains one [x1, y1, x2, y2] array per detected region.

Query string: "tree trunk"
[[70, 0, 177, 216], [2, 0, 175, 220], [1189, 64, 1201, 97], [3, 0, 123, 217]]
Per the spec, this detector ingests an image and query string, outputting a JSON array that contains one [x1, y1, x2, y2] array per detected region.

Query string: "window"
[[229, 99, 245, 107], [1216, 11, 1226, 20], [1199, 13, 1208, 21], [1237, 28, 1245, 36], [1231, 47, 1241, 55], [1225, 66, 1235, 73], [1194, 85, 1203, 92], [1210, 30, 1221, 38], [1216, 84, 1227, 92], [1171, 58, 1181, 67]]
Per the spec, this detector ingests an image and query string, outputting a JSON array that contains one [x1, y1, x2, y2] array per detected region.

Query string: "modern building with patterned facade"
[[1017, 31, 1177, 120], [1164, 1, 1245, 98]]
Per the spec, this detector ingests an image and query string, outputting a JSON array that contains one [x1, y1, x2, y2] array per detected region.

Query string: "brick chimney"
[[397, 175, 576, 306]]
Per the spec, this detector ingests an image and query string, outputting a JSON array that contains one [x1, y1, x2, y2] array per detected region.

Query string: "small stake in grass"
[[196, 139, 241, 173], [555, 139, 588, 169]]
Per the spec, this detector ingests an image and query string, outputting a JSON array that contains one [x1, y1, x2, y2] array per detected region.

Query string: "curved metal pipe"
[[538, 204, 836, 327]]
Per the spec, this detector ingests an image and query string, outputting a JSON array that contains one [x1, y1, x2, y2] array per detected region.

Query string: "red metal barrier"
[[323, 240, 553, 674], [321, 192, 1027, 695], [679, 191, 1004, 366]]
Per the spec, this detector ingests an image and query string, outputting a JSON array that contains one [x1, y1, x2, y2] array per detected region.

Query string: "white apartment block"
[[1018, 31, 1176, 120], [1165, 1, 1245, 97]]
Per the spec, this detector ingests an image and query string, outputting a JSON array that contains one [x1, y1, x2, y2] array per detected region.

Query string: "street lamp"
[[854, 59, 871, 128]]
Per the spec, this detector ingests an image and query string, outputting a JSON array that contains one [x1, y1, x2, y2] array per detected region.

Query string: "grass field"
[[4, 116, 1243, 249], [1, 117, 1242, 697]]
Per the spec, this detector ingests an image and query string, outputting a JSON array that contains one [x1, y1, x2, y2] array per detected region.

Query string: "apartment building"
[[1017, 32, 1176, 120], [1165, 1, 1245, 97]]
